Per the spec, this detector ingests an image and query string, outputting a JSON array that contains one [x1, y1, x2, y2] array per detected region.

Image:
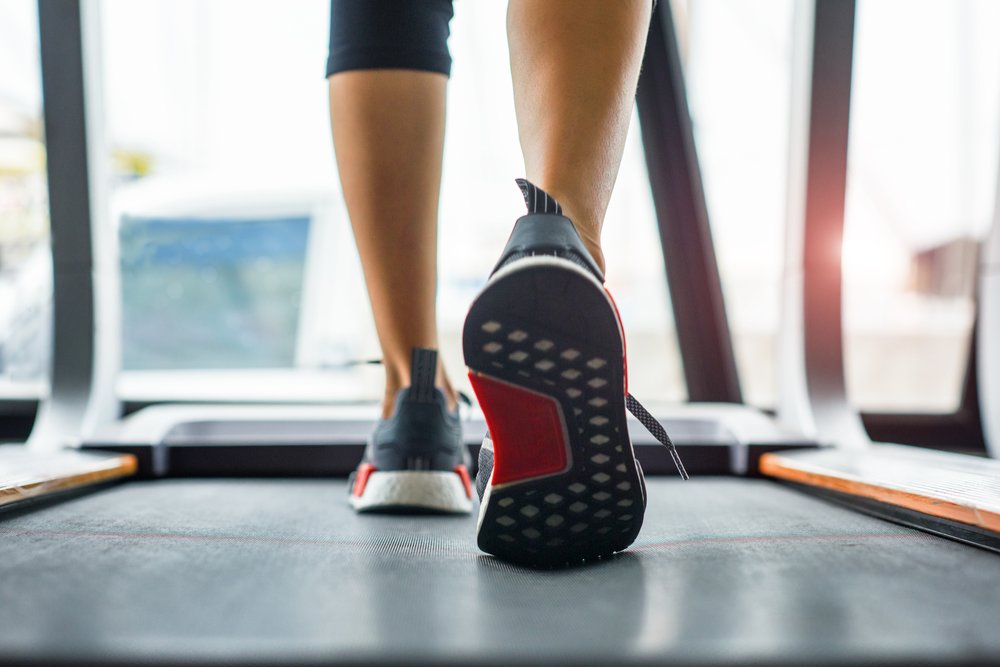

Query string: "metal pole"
[[636, 2, 743, 404], [778, 0, 868, 447], [978, 113, 1000, 458], [31, 0, 119, 449]]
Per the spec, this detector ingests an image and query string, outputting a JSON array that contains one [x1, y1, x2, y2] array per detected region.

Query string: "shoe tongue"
[[407, 348, 438, 404], [515, 178, 563, 215]]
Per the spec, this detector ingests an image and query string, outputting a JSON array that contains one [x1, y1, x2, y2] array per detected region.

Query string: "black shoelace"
[[626, 393, 689, 480]]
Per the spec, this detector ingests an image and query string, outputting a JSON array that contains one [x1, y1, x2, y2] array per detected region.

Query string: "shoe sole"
[[464, 256, 646, 566], [350, 470, 473, 514]]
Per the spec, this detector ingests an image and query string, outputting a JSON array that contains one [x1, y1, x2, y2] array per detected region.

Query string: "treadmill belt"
[[1, 478, 998, 666]]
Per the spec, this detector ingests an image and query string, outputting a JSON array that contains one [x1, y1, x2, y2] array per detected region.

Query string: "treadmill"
[[2, 1, 998, 665]]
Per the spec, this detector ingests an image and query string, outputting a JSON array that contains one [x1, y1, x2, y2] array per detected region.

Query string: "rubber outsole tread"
[[464, 259, 646, 567]]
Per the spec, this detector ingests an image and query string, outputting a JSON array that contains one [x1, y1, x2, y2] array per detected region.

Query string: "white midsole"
[[351, 471, 473, 514]]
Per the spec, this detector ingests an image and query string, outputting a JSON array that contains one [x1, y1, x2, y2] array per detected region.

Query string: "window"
[[843, 0, 1000, 412], [0, 0, 50, 401], [679, 0, 1000, 414], [676, 0, 795, 407]]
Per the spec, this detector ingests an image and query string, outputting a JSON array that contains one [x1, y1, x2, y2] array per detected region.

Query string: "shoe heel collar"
[[490, 214, 605, 283]]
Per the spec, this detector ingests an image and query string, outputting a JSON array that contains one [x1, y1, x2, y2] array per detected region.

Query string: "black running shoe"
[[349, 348, 474, 514], [464, 180, 687, 566]]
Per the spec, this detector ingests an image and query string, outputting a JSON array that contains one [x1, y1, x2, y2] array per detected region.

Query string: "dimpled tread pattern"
[[464, 259, 646, 566]]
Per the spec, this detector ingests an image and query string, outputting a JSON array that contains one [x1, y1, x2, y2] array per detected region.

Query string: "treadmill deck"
[[1, 478, 998, 665]]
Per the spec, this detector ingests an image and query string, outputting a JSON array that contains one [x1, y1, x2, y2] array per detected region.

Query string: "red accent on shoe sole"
[[454, 465, 473, 499], [352, 463, 377, 497], [468, 372, 568, 486]]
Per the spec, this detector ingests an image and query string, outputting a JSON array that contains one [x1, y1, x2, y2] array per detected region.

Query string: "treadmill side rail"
[[0, 447, 136, 509], [761, 445, 1000, 538]]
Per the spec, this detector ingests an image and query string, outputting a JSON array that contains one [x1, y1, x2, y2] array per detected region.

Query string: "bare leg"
[[329, 70, 456, 417], [508, 0, 651, 274]]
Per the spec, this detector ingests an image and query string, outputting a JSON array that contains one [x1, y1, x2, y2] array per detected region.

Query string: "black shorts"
[[326, 0, 455, 78]]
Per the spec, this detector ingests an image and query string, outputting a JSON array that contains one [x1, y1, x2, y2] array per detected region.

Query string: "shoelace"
[[625, 393, 689, 480]]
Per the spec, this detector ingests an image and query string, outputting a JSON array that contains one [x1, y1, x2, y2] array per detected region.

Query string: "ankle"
[[578, 234, 606, 276], [566, 219, 605, 275], [438, 376, 459, 413], [381, 364, 405, 418]]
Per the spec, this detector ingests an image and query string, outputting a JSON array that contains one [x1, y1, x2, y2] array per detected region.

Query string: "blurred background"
[[1, 0, 998, 413]]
